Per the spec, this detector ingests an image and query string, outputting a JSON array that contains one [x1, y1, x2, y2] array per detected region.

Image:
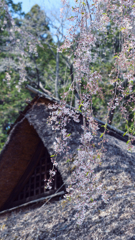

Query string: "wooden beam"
[[94, 117, 135, 144], [0, 191, 65, 215], [25, 85, 60, 103]]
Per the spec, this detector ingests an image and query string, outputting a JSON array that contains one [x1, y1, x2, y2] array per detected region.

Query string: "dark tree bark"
[[55, 39, 59, 99], [70, 63, 80, 109]]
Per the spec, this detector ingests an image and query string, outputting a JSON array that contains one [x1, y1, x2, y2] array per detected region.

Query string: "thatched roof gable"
[[0, 88, 135, 238], [0, 94, 80, 212], [0, 87, 135, 214]]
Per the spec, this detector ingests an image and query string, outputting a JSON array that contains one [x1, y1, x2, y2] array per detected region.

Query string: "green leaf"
[[100, 133, 104, 138], [79, 104, 83, 109], [126, 140, 131, 144], [62, 48, 67, 53], [120, 27, 125, 32], [66, 159, 70, 163], [128, 48, 132, 52], [113, 55, 119, 59], [90, 198, 93, 202], [77, 104, 83, 113], [68, 16, 74, 19], [123, 132, 127, 136], [82, 2, 86, 5]]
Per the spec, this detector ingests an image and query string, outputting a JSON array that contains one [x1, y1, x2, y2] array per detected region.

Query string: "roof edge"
[[25, 85, 135, 144], [0, 191, 65, 215]]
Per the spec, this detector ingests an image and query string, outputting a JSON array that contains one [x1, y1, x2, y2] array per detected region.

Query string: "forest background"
[[0, 0, 135, 152]]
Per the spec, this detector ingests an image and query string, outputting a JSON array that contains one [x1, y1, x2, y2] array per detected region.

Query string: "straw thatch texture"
[[0, 132, 135, 240], [0, 93, 135, 240], [0, 94, 135, 212], [25, 100, 83, 186]]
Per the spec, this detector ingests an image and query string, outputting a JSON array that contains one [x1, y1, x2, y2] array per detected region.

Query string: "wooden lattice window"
[[8, 143, 64, 208]]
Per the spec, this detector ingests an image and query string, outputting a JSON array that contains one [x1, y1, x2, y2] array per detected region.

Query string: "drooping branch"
[[107, 78, 135, 125]]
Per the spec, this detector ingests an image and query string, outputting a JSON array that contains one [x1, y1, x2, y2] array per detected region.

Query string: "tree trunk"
[[55, 39, 59, 99], [70, 63, 80, 109]]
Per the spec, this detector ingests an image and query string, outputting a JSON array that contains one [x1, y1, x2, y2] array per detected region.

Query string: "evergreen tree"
[[0, 2, 70, 151], [0, 0, 30, 151]]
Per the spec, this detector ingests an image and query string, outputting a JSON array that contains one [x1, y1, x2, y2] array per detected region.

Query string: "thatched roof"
[[0, 86, 135, 211], [0, 93, 62, 211], [0, 89, 83, 212], [0, 86, 135, 238], [0, 127, 135, 239]]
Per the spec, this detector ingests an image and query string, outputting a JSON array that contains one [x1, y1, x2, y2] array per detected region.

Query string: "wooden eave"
[[8, 94, 55, 135]]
